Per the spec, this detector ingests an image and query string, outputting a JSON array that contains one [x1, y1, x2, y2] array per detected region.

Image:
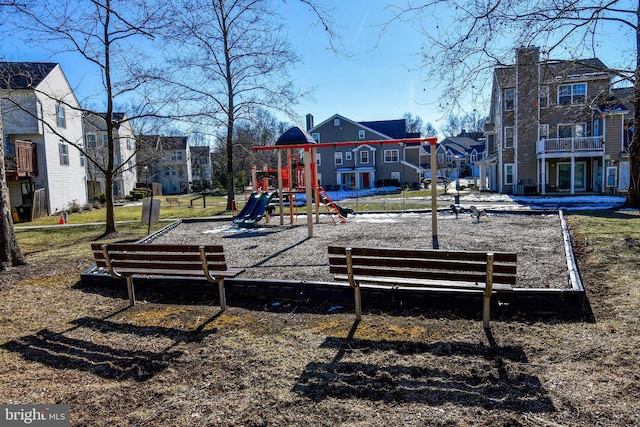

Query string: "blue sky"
[[282, 1, 437, 127], [2, 1, 635, 135]]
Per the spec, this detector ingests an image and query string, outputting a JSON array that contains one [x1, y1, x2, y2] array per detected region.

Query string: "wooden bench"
[[328, 246, 517, 328], [165, 197, 181, 207], [90, 243, 244, 309]]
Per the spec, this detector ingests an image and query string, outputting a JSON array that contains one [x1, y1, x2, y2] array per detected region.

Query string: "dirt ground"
[[0, 211, 638, 426], [152, 211, 569, 289]]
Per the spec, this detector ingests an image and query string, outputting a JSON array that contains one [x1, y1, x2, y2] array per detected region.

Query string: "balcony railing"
[[536, 136, 604, 154]]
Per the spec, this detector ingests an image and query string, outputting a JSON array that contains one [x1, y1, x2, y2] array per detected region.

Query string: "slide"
[[233, 192, 262, 224], [236, 192, 276, 228]]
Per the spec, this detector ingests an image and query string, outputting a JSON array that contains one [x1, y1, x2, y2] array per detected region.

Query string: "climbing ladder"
[[318, 187, 347, 224]]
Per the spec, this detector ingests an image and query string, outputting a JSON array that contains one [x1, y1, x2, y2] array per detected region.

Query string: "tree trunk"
[[627, 7, 640, 209], [0, 118, 27, 271], [225, 119, 235, 211]]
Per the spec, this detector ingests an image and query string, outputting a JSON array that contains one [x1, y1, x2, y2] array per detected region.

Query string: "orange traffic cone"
[[59, 215, 65, 224]]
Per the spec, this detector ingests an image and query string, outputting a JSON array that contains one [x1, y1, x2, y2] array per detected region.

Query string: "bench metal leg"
[[354, 286, 362, 321], [218, 279, 227, 311], [126, 276, 136, 306]]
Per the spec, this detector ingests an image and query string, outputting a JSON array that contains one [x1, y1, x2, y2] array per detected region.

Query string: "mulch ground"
[[0, 212, 638, 426]]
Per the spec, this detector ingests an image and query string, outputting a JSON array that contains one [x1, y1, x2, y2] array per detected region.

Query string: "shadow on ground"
[[293, 322, 555, 412], [0, 310, 219, 382]]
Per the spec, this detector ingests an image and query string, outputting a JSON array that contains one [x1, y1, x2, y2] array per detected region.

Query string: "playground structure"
[[250, 126, 438, 240], [233, 191, 278, 228], [244, 160, 352, 227]]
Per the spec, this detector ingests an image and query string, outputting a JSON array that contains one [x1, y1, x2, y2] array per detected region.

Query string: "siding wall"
[[313, 117, 413, 188], [35, 65, 87, 213]]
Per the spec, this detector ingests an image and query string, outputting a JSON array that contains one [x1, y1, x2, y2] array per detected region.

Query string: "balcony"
[[4, 140, 36, 179], [536, 136, 604, 156]]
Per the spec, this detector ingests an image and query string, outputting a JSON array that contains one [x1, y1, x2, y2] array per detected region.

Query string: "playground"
[[151, 210, 570, 289]]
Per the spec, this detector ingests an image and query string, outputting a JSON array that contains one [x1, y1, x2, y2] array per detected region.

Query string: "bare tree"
[[423, 122, 438, 138], [161, 0, 337, 211], [0, 108, 26, 270], [388, 0, 640, 207], [440, 114, 463, 138], [403, 112, 438, 137], [461, 111, 488, 135], [4, 0, 169, 238]]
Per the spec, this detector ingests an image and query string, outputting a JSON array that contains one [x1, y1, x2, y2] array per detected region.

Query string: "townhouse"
[[190, 145, 213, 192], [481, 47, 631, 195], [83, 112, 137, 201], [1, 62, 87, 219], [137, 135, 192, 195], [308, 114, 427, 190]]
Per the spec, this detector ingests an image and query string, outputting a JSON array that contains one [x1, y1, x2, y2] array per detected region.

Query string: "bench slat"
[[328, 246, 517, 263], [110, 260, 230, 271], [333, 274, 513, 292], [104, 243, 225, 253], [328, 255, 517, 275], [111, 268, 243, 278], [330, 265, 516, 286]]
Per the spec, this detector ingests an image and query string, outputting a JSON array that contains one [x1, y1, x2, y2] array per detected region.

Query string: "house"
[[190, 145, 212, 192], [308, 114, 427, 190], [481, 47, 631, 195], [436, 134, 487, 181], [83, 112, 137, 201], [136, 135, 192, 195], [0, 62, 87, 219]]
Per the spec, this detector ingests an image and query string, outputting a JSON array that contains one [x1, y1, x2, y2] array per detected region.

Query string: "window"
[[334, 152, 343, 165], [57, 104, 66, 128], [316, 153, 321, 166], [358, 130, 365, 139], [171, 151, 184, 161], [539, 124, 549, 139], [539, 86, 549, 108], [504, 127, 514, 148], [391, 172, 400, 183], [333, 118, 341, 126], [86, 134, 96, 149], [360, 150, 369, 164], [384, 149, 399, 162], [558, 123, 586, 138], [312, 132, 320, 142], [558, 83, 586, 105], [79, 148, 85, 167], [103, 134, 108, 144], [345, 151, 352, 161], [59, 141, 69, 166], [504, 88, 515, 111], [126, 138, 131, 150], [470, 152, 478, 163], [504, 163, 514, 185]]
